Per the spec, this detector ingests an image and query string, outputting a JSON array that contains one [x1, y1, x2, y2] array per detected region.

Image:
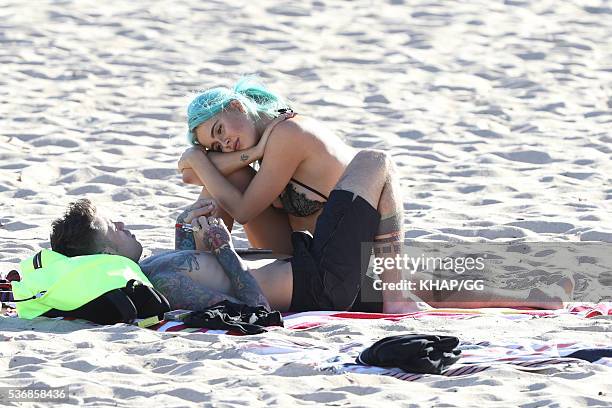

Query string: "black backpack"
[[43, 279, 170, 325]]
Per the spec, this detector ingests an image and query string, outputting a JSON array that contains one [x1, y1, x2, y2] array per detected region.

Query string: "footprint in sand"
[[67, 185, 106, 195], [506, 221, 574, 234], [560, 172, 596, 180], [493, 150, 553, 164], [580, 230, 612, 243], [90, 175, 129, 186], [142, 168, 177, 180], [13, 189, 37, 199], [456, 185, 486, 194], [2, 221, 38, 231], [30, 136, 81, 148]]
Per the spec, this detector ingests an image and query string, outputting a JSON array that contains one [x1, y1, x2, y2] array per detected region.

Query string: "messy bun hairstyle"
[[186, 76, 291, 145]]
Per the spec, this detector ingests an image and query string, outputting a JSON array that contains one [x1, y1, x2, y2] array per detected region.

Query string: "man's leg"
[[333, 150, 391, 209], [332, 151, 573, 311], [423, 281, 574, 309], [303, 150, 406, 310], [332, 150, 426, 312]]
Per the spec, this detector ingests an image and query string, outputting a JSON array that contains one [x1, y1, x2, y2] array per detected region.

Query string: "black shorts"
[[289, 189, 383, 312]]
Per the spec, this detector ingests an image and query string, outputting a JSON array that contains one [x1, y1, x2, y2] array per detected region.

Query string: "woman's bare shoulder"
[[263, 116, 311, 151], [271, 115, 342, 146], [267, 116, 355, 171]]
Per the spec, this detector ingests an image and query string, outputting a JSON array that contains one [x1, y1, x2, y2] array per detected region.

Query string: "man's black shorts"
[[289, 189, 383, 312]]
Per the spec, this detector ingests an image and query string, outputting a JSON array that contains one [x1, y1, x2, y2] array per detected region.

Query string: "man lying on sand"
[[49, 150, 572, 313]]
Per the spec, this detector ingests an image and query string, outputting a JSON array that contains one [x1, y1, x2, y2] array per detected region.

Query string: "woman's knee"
[[182, 169, 202, 185]]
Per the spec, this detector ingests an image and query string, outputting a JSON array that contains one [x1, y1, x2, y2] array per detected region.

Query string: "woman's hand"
[[178, 146, 207, 173], [254, 111, 297, 159]]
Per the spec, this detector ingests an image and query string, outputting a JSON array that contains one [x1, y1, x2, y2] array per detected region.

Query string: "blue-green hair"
[[186, 76, 291, 145]]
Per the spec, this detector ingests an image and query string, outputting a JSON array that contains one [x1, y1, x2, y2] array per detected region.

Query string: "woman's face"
[[194, 100, 258, 153]]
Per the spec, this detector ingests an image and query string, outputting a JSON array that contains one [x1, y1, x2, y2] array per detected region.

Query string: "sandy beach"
[[1, 0, 611, 406]]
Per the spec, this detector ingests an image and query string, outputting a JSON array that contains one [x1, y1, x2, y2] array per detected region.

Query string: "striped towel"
[[149, 303, 612, 382], [2, 302, 610, 381], [151, 302, 612, 334], [220, 331, 612, 382]]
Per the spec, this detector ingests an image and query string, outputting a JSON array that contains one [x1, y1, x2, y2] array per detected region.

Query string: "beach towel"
[[150, 302, 612, 333], [2, 303, 610, 382]]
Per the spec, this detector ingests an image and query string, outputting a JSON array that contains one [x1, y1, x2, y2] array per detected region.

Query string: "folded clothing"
[[357, 334, 461, 374], [566, 348, 612, 363], [182, 300, 283, 335]]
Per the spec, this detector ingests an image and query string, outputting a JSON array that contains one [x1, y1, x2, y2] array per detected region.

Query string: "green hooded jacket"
[[13, 249, 152, 319]]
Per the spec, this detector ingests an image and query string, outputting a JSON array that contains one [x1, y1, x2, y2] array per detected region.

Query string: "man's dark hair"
[[50, 199, 103, 257]]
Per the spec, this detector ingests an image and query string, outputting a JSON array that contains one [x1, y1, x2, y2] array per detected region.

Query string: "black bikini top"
[[280, 178, 328, 217]]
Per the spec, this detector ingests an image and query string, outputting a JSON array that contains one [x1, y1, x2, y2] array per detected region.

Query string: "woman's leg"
[[332, 150, 418, 312], [197, 167, 294, 254]]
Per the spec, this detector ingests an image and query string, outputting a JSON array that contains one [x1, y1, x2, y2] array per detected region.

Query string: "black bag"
[[43, 279, 170, 325], [357, 334, 461, 374]]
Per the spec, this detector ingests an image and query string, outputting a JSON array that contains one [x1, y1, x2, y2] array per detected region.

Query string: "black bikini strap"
[[289, 178, 328, 200], [277, 108, 294, 115]]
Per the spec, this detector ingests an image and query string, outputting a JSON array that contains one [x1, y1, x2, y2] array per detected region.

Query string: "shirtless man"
[[50, 150, 571, 312]]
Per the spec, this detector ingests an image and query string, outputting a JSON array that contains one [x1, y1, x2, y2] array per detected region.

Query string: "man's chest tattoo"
[[140, 251, 201, 275]]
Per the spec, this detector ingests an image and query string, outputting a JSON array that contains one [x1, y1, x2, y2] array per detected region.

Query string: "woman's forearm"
[[208, 147, 260, 175], [182, 147, 259, 186]]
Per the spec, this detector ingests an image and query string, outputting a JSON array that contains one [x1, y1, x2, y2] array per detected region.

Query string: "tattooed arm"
[[214, 245, 270, 309], [175, 199, 216, 251], [196, 216, 271, 309], [175, 209, 196, 250]]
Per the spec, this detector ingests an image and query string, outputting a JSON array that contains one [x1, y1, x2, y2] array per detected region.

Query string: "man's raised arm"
[[175, 199, 216, 251], [195, 216, 270, 309]]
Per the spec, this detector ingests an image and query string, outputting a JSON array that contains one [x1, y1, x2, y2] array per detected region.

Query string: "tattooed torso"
[[139, 250, 238, 311]]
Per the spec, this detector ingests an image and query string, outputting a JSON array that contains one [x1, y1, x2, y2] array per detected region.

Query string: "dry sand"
[[1, 0, 611, 406]]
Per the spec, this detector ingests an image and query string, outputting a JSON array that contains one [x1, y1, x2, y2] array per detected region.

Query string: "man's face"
[[95, 215, 143, 262]]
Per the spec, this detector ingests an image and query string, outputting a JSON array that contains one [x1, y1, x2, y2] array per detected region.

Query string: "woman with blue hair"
[[178, 76, 358, 254]]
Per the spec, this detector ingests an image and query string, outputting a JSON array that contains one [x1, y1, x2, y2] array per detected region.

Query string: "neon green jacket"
[[13, 249, 152, 319]]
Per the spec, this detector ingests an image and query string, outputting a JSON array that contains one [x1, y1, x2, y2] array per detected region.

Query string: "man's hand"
[[192, 216, 233, 253], [180, 199, 218, 224], [176, 199, 219, 251]]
